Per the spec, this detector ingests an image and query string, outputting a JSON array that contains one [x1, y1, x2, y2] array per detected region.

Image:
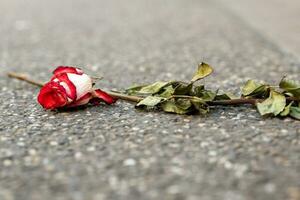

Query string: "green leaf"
[[191, 99, 209, 114], [161, 99, 192, 114], [191, 62, 213, 82], [190, 85, 216, 101], [279, 77, 300, 97], [280, 102, 293, 117], [175, 98, 193, 110], [241, 80, 269, 98], [138, 81, 169, 94], [290, 106, 300, 120], [173, 83, 193, 95], [256, 91, 286, 116], [159, 85, 175, 98], [197, 90, 217, 101], [189, 85, 204, 96], [136, 96, 165, 107], [126, 84, 148, 95]]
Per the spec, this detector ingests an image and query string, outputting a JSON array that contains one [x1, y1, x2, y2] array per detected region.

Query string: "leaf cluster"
[[241, 78, 300, 119], [126, 63, 235, 115], [125, 63, 300, 120]]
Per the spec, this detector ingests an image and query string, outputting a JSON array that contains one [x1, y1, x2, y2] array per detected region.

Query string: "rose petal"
[[67, 73, 93, 100], [51, 73, 77, 101], [37, 82, 68, 109], [53, 66, 83, 76], [93, 89, 116, 104], [67, 93, 92, 107]]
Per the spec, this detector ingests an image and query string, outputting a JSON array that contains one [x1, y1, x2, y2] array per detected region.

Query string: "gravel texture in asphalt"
[[0, 0, 299, 200]]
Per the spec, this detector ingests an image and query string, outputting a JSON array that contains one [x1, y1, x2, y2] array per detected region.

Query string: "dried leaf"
[[173, 83, 193, 95], [256, 91, 286, 116], [191, 99, 209, 114], [280, 102, 293, 117], [241, 80, 269, 98], [191, 62, 213, 82], [126, 85, 148, 95], [161, 99, 192, 114], [190, 85, 204, 96], [197, 90, 217, 101], [125, 63, 299, 120], [175, 98, 193, 110], [134, 81, 169, 95], [139, 81, 169, 94], [136, 96, 164, 107], [159, 85, 175, 98], [290, 106, 300, 120], [279, 77, 300, 97], [189, 85, 216, 101]]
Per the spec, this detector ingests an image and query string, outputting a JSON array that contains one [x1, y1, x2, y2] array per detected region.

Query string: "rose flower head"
[[37, 66, 116, 110]]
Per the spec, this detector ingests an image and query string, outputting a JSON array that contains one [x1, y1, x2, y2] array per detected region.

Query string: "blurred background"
[[0, 0, 299, 80], [220, 0, 300, 57]]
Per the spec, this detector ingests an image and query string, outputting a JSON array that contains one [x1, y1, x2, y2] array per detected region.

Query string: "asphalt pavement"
[[0, 0, 299, 200]]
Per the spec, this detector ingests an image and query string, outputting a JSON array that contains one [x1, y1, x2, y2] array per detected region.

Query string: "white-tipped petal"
[[59, 82, 71, 97], [67, 73, 93, 100]]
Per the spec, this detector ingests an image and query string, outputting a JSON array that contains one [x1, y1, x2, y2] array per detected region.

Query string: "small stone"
[[3, 159, 12, 166], [75, 152, 83, 160], [50, 141, 58, 146], [28, 149, 37, 155], [198, 123, 205, 127], [0, 136, 9, 142], [200, 142, 209, 148], [280, 129, 288, 134], [167, 185, 180, 194], [123, 158, 136, 166], [208, 151, 217, 156], [132, 127, 140, 131], [17, 142, 25, 147], [183, 119, 190, 122], [87, 146, 96, 152], [183, 124, 190, 129], [123, 107, 129, 111], [264, 183, 276, 193]]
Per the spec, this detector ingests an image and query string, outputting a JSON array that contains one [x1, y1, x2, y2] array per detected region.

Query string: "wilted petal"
[[93, 89, 116, 104]]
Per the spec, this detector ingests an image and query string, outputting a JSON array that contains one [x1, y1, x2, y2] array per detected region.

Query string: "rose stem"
[[7, 72, 44, 87], [167, 94, 298, 105], [106, 91, 143, 102], [7, 72, 299, 105]]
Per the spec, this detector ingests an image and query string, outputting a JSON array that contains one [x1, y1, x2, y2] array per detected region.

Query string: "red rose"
[[37, 66, 116, 110]]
